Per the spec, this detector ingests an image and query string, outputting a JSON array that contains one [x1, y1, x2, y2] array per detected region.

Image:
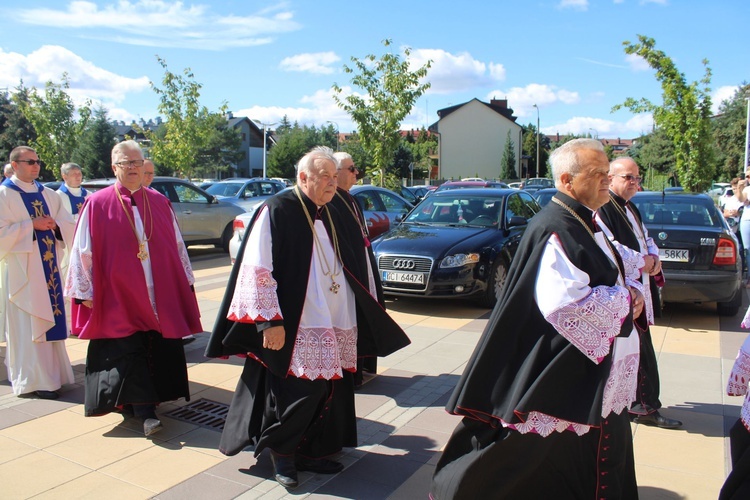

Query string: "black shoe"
[[295, 456, 344, 474], [632, 411, 682, 429], [270, 452, 298, 489], [34, 390, 60, 400], [182, 335, 196, 345]]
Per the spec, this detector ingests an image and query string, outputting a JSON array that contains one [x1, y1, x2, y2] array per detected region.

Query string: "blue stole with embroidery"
[[58, 184, 88, 215], [1, 178, 67, 341]]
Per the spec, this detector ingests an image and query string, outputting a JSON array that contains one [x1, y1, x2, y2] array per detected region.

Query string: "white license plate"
[[659, 248, 689, 262], [382, 271, 424, 284]]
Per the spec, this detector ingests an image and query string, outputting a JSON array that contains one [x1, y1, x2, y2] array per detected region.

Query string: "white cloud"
[[626, 53, 651, 72], [712, 85, 740, 114], [408, 49, 505, 94], [0, 45, 150, 105], [558, 0, 589, 10], [9, 1, 301, 50], [279, 52, 340, 75], [543, 113, 653, 138], [485, 84, 580, 118]]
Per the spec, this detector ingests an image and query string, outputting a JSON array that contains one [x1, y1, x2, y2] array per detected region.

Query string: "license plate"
[[659, 248, 689, 262], [382, 271, 424, 284]]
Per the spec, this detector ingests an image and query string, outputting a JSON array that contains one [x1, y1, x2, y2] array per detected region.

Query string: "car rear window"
[[634, 198, 723, 227]]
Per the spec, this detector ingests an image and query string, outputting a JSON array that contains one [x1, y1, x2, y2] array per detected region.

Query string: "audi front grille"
[[378, 255, 433, 292]]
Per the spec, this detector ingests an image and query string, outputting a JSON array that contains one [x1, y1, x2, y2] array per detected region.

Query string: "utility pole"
[[254, 120, 277, 178], [533, 104, 540, 178]]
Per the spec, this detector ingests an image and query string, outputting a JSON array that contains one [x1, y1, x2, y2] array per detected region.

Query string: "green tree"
[[332, 39, 431, 189], [392, 142, 415, 179], [147, 57, 239, 179], [403, 128, 437, 180], [14, 76, 91, 181], [267, 123, 320, 178], [712, 83, 750, 180], [71, 105, 117, 179], [630, 128, 675, 174], [0, 87, 37, 162], [612, 35, 714, 192], [501, 130, 516, 180]]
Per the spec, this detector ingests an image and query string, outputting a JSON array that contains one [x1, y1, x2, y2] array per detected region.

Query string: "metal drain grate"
[[165, 399, 229, 431]]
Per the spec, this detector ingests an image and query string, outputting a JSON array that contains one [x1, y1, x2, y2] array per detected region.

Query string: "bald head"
[[609, 157, 641, 201]]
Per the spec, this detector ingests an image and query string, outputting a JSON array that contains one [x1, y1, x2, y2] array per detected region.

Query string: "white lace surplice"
[[505, 231, 639, 437], [227, 206, 357, 380], [727, 335, 750, 432]]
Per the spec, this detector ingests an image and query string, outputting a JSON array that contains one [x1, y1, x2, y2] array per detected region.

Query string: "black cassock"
[[431, 192, 638, 499], [205, 188, 409, 459]]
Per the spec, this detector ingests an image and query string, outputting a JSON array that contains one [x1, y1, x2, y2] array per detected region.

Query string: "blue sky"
[[0, 0, 746, 139]]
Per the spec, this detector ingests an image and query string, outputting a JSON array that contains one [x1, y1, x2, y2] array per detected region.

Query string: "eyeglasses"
[[115, 160, 145, 169], [347, 166, 359, 173], [614, 174, 642, 183], [16, 159, 41, 166]]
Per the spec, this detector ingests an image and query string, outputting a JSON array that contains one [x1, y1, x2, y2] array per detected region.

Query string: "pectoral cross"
[[137, 243, 149, 261], [329, 279, 340, 294]]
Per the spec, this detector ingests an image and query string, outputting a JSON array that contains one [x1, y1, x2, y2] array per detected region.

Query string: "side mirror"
[[507, 215, 528, 228]]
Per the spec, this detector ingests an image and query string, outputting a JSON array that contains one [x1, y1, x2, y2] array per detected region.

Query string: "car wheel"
[[478, 259, 508, 308], [717, 287, 742, 317], [217, 222, 233, 253]]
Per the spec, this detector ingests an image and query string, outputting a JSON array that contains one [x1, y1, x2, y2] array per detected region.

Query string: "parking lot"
[[0, 246, 746, 499]]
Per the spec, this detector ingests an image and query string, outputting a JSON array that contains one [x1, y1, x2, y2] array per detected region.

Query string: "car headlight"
[[440, 253, 480, 268]]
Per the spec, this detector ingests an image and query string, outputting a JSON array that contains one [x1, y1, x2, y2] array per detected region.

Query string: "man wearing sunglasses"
[[332, 152, 381, 387], [598, 156, 681, 429], [0, 146, 76, 400]]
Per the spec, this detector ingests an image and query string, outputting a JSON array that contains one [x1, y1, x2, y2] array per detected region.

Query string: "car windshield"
[[405, 195, 501, 227], [635, 198, 723, 227], [205, 182, 244, 197]]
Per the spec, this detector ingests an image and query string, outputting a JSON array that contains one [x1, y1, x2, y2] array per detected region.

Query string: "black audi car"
[[372, 188, 541, 307], [630, 191, 742, 316]]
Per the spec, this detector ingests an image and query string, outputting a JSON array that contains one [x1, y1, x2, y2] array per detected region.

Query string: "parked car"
[[630, 191, 742, 316], [228, 185, 414, 263], [82, 177, 245, 251], [350, 185, 414, 239], [204, 178, 286, 211], [707, 182, 731, 203], [43, 181, 63, 190], [402, 185, 437, 203], [372, 188, 541, 307], [435, 180, 509, 192], [533, 187, 558, 207], [507, 182, 522, 189], [519, 177, 554, 195]]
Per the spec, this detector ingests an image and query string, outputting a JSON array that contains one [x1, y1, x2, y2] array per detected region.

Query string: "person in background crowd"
[[431, 138, 641, 499], [56, 162, 88, 222], [332, 151, 381, 387], [205, 146, 409, 489], [3, 163, 13, 179], [142, 160, 156, 188], [64, 140, 202, 437], [598, 156, 682, 430], [0, 146, 76, 399]]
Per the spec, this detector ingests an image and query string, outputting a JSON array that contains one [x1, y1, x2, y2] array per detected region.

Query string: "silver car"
[[82, 177, 245, 252], [204, 178, 286, 211]]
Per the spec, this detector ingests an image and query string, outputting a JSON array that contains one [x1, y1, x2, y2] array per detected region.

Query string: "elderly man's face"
[[337, 157, 359, 191], [609, 158, 641, 201], [62, 168, 83, 188], [142, 160, 155, 187], [300, 158, 338, 205], [112, 148, 145, 191], [566, 149, 611, 210]]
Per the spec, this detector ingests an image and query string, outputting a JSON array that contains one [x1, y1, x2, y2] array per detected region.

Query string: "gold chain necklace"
[[295, 186, 342, 293], [608, 194, 648, 243], [114, 185, 153, 261], [551, 197, 625, 286], [335, 190, 368, 238]]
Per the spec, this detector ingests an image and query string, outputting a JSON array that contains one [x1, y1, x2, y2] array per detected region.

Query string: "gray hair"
[[297, 146, 337, 179], [549, 138, 604, 183], [332, 151, 352, 170], [112, 140, 143, 163], [61, 162, 82, 176], [3, 163, 13, 176]]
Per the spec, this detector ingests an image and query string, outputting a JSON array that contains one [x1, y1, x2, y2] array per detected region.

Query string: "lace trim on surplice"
[[63, 247, 93, 300], [728, 349, 750, 396], [288, 326, 357, 380], [545, 285, 630, 363], [227, 264, 281, 322], [601, 350, 639, 416], [506, 412, 592, 437]]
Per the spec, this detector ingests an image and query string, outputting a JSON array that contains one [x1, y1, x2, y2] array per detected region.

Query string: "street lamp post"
[[533, 104, 540, 178], [326, 121, 340, 151], [254, 120, 277, 178]]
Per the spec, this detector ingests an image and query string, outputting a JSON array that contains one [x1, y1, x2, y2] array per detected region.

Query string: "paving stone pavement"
[[0, 247, 746, 499]]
